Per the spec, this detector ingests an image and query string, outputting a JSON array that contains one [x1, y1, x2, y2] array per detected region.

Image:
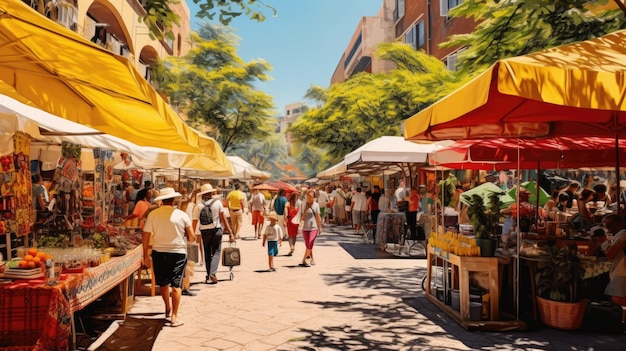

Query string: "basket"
[[536, 296, 589, 330]]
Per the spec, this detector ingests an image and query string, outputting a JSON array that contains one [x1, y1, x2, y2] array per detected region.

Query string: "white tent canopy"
[[317, 160, 347, 179], [0, 94, 232, 174], [317, 136, 453, 178]]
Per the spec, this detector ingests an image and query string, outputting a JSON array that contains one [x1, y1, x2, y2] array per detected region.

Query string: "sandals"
[[169, 320, 184, 327]]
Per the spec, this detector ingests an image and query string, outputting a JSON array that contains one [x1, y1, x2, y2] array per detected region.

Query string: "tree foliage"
[[228, 134, 290, 179], [443, 0, 625, 75], [192, 0, 276, 25], [152, 23, 276, 152], [140, 0, 180, 41], [289, 43, 464, 160]]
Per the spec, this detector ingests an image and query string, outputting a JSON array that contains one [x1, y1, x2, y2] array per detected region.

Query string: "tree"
[[288, 43, 464, 159], [141, 0, 180, 41], [152, 23, 276, 152], [191, 0, 276, 25], [228, 134, 290, 179], [443, 0, 625, 75]]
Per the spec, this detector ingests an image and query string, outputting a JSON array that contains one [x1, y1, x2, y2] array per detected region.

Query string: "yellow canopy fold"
[[404, 29, 626, 141], [0, 0, 200, 153]]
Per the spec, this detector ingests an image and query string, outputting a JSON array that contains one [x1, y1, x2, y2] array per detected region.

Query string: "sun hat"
[[153, 187, 182, 201], [266, 211, 278, 220], [198, 183, 217, 195]]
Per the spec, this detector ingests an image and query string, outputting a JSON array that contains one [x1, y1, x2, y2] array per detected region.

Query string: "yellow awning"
[[0, 0, 200, 153], [404, 29, 626, 141]]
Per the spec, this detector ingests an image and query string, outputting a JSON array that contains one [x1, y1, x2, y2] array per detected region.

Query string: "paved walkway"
[[125, 217, 626, 350]]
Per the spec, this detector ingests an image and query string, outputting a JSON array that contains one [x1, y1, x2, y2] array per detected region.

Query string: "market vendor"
[[570, 189, 595, 231]]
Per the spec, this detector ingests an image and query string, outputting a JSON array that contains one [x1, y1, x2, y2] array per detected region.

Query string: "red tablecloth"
[[0, 246, 141, 351]]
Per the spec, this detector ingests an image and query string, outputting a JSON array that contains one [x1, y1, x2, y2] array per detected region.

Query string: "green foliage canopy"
[[443, 0, 625, 75], [152, 24, 276, 152], [289, 43, 464, 160]]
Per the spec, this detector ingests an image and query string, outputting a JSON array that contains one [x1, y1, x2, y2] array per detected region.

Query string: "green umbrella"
[[507, 181, 550, 207], [460, 182, 515, 209]]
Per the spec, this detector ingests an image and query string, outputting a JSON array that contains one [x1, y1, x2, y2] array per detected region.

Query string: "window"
[[405, 21, 425, 49], [394, 0, 405, 21], [344, 34, 362, 69], [440, 0, 463, 17], [446, 53, 458, 71]]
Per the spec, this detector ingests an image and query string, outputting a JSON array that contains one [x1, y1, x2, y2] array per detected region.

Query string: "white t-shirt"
[[143, 206, 191, 254], [264, 223, 282, 241], [301, 202, 321, 230], [351, 192, 367, 211], [250, 192, 266, 211], [318, 190, 329, 208], [192, 196, 225, 233]]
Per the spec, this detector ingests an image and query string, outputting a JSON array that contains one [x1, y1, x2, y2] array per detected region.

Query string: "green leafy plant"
[[535, 244, 584, 302], [438, 174, 458, 208], [464, 191, 503, 239]]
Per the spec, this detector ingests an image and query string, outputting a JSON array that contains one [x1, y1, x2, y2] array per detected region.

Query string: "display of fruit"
[[14, 248, 51, 269]]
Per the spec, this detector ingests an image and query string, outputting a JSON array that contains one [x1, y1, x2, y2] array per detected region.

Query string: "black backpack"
[[199, 199, 217, 225]]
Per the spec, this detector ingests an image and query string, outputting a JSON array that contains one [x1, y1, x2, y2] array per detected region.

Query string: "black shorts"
[[151, 250, 187, 288]]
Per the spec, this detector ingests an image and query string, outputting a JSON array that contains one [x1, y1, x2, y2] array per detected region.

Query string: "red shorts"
[[252, 210, 264, 225]]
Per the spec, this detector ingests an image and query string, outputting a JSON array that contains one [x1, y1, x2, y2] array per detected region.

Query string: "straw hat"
[[153, 187, 182, 201], [266, 211, 278, 220], [198, 183, 217, 195]]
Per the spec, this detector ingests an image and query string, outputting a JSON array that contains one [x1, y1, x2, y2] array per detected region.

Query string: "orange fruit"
[[36, 252, 47, 259], [27, 261, 36, 269], [18, 260, 27, 268], [27, 248, 38, 256], [23, 254, 34, 261], [32, 257, 41, 265], [45, 254, 53, 260]]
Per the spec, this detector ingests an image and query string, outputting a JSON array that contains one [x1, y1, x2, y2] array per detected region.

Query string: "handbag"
[[187, 242, 200, 263], [222, 242, 241, 266]]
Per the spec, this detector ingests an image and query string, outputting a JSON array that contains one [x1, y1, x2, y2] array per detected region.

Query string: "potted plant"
[[534, 244, 588, 330], [464, 191, 503, 257]]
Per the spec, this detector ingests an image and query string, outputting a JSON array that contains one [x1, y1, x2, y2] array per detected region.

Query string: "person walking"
[[142, 187, 195, 327], [299, 189, 323, 267], [284, 191, 301, 256], [317, 185, 329, 224], [349, 187, 367, 233], [193, 183, 234, 285], [226, 184, 245, 239], [274, 189, 288, 239], [262, 212, 283, 271], [249, 187, 266, 239]]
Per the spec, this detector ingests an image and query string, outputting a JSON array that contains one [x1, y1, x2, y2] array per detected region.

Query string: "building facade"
[[22, 0, 192, 81], [331, 0, 476, 86]]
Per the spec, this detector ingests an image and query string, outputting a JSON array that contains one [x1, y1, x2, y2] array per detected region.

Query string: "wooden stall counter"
[[425, 245, 526, 331], [0, 245, 142, 351]]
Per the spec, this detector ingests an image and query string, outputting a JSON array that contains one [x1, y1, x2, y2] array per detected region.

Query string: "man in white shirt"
[[317, 185, 329, 224], [350, 187, 367, 232], [249, 187, 266, 239], [143, 187, 195, 327], [394, 180, 407, 211]]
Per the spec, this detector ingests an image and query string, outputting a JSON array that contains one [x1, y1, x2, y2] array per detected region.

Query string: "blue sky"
[[185, 0, 382, 116]]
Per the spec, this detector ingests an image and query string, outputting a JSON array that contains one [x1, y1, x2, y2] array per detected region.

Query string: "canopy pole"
[[616, 114, 621, 213], [516, 138, 521, 321], [535, 161, 540, 227]]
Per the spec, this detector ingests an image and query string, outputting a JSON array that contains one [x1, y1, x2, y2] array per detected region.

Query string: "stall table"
[[0, 245, 141, 351], [425, 245, 526, 331]]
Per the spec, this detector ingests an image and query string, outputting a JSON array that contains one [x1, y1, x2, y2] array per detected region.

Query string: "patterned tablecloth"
[[0, 245, 141, 351], [375, 212, 406, 246]]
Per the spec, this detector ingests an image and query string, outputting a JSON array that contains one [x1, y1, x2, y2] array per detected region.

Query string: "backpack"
[[199, 199, 218, 226]]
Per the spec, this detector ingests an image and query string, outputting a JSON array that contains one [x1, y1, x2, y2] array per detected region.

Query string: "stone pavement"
[[125, 216, 626, 350]]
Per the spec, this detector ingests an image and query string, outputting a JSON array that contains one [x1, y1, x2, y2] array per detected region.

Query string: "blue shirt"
[[274, 196, 287, 215]]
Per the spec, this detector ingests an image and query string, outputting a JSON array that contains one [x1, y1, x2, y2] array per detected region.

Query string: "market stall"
[[405, 30, 626, 331], [0, 245, 141, 351]]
